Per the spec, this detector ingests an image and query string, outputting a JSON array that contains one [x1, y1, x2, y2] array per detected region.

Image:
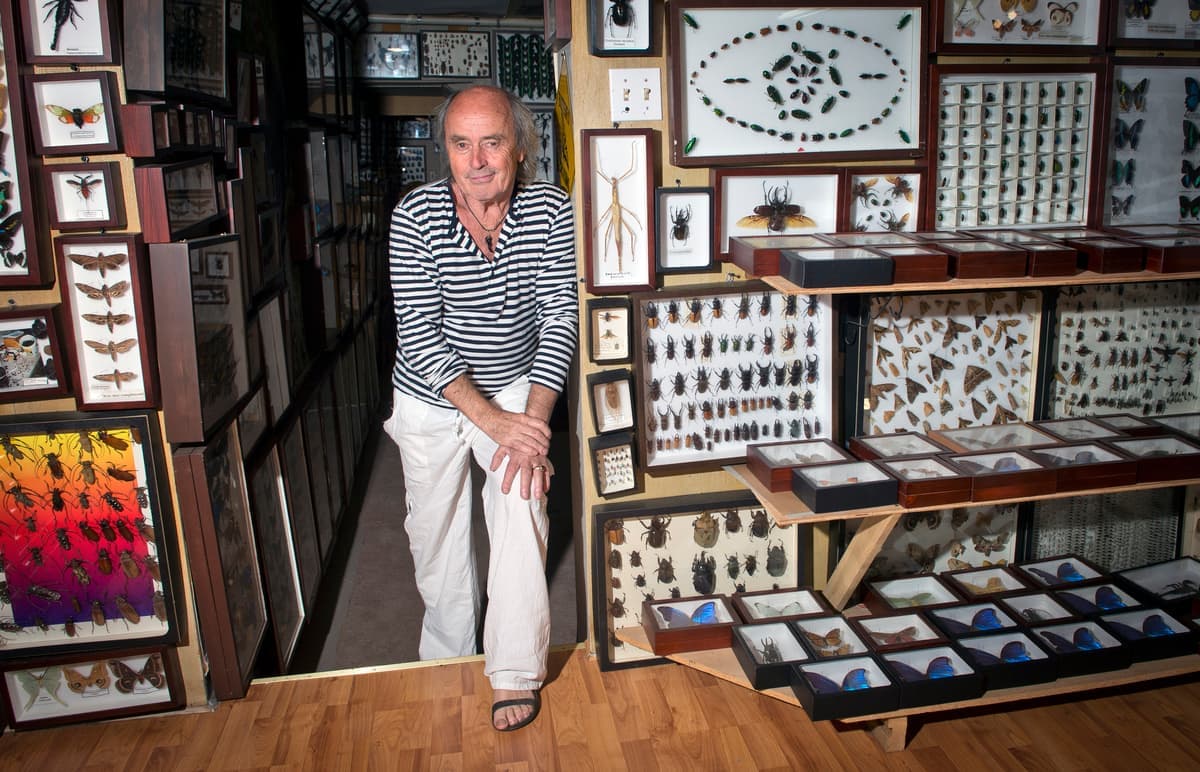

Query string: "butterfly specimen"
[[992, 17, 1017, 38], [999, 0, 1038, 12], [1180, 195, 1200, 219], [753, 601, 807, 618], [884, 592, 935, 608], [1111, 195, 1134, 218], [1114, 159, 1136, 186], [1063, 585, 1128, 615], [736, 183, 815, 233], [972, 532, 1010, 556], [1186, 77, 1200, 112], [1185, 120, 1200, 153], [45, 103, 106, 130], [957, 576, 1007, 596], [805, 667, 871, 694], [69, 251, 127, 277], [109, 655, 166, 694], [63, 662, 111, 695], [84, 338, 138, 361], [1040, 626, 1103, 652], [967, 639, 1034, 665], [802, 627, 853, 657], [15, 667, 67, 711], [656, 600, 718, 628], [1116, 79, 1148, 112], [81, 311, 133, 332], [66, 174, 103, 200], [1027, 561, 1087, 585], [1114, 118, 1144, 150], [954, 18, 978, 37], [1125, 0, 1155, 19], [936, 607, 1005, 636], [886, 176, 914, 203], [1105, 613, 1175, 641], [866, 625, 920, 646], [1047, 1, 1077, 25], [74, 280, 129, 306], [907, 543, 939, 574], [1021, 18, 1043, 37], [890, 655, 956, 682], [93, 369, 138, 389]]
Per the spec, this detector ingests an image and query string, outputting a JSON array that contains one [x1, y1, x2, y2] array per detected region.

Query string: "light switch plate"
[[609, 68, 663, 122]]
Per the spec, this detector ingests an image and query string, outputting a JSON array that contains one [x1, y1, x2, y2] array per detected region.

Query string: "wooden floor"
[[3, 645, 1200, 770]]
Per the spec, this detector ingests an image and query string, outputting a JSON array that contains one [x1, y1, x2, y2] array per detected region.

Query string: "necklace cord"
[[454, 182, 509, 253]]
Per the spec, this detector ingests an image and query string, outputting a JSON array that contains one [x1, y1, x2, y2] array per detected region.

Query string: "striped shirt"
[[388, 178, 578, 407]]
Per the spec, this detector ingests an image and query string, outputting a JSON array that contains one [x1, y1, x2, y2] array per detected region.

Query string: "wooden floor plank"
[[3, 646, 1200, 770]]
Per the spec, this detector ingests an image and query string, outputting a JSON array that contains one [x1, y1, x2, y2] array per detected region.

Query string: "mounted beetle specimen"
[[693, 511, 719, 548], [736, 182, 815, 233], [692, 552, 717, 594], [656, 556, 676, 583], [641, 516, 671, 548], [669, 205, 693, 246], [605, 0, 636, 38]]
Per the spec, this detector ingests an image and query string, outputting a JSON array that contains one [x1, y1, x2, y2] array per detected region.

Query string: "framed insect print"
[[0, 306, 69, 403], [359, 32, 421, 80], [713, 167, 840, 260], [148, 235, 251, 444], [55, 233, 158, 409], [667, 2, 925, 167], [589, 0, 653, 56], [587, 297, 634, 365], [134, 158, 223, 243], [420, 31, 491, 79], [41, 162, 126, 232], [0, 409, 182, 660], [24, 71, 121, 156], [0, 646, 183, 730], [933, 0, 1105, 53], [655, 186, 714, 274], [588, 369, 636, 435], [17, 0, 118, 64], [173, 424, 266, 700], [582, 128, 657, 294], [592, 491, 805, 670], [588, 431, 641, 497], [845, 169, 923, 233], [1109, 0, 1200, 48]]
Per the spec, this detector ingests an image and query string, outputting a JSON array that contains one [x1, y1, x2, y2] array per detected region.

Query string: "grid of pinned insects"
[[592, 491, 801, 670], [631, 283, 834, 471], [1049, 281, 1200, 418], [864, 504, 1020, 582]]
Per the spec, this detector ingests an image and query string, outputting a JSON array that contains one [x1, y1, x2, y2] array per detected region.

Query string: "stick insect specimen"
[[595, 142, 643, 271]]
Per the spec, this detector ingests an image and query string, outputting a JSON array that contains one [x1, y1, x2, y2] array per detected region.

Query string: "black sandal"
[[491, 691, 541, 732]]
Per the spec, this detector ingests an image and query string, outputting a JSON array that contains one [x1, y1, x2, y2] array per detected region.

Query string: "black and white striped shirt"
[[388, 178, 578, 407]]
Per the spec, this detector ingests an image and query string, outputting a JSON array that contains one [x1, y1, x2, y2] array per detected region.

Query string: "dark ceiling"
[[363, 0, 544, 18]]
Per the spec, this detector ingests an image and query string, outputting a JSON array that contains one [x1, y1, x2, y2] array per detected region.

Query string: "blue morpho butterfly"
[[1183, 160, 1200, 188], [1187, 77, 1200, 112], [0, 181, 11, 218], [1063, 585, 1128, 615], [1181, 195, 1200, 219], [657, 600, 717, 628], [1185, 120, 1200, 153], [937, 607, 1005, 636], [1114, 118, 1144, 150], [805, 667, 871, 694], [1041, 626, 1104, 653], [890, 655, 956, 682], [1105, 613, 1175, 641], [1027, 561, 1087, 585], [965, 640, 1033, 666], [1111, 195, 1135, 218], [1114, 159, 1135, 186], [1116, 78, 1148, 112]]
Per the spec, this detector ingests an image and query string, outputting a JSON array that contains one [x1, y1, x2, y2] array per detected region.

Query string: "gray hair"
[[433, 86, 540, 185]]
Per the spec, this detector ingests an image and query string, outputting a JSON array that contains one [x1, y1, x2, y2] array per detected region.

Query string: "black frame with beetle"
[[586, 296, 634, 365], [654, 186, 715, 274], [589, 0, 654, 57], [591, 490, 808, 670]]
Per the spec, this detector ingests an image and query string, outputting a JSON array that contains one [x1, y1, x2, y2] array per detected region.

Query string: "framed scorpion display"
[[582, 128, 657, 294], [655, 186, 715, 274], [16, 0, 118, 64]]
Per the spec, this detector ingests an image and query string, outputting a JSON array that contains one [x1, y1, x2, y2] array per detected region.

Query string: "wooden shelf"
[[762, 269, 1200, 295], [614, 624, 1200, 752]]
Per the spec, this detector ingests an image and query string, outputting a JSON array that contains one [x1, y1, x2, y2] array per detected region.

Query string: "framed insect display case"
[[24, 71, 122, 157], [589, 0, 653, 56], [0, 305, 69, 403], [928, 63, 1100, 230], [54, 233, 158, 409], [0, 410, 182, 659], [358, 32, 421, 80], [666, 2, 925, 167], [496, 32, 555, 103], [932, 0, 1105, 54], [419, 31, 491, 79], [173, 423, 266, 700], [1100, 60, 1200, 228], [587, 369, 636, 435], [134, 158, 223, 244], [40, 161, 126, 232], [123, 0, 229, 104], [586, 297, 633, 365], [148, 235, 251, 444], [277, 410, 323, 611], [713, 166, 840, 261], [845, 168, 923, 233], [581, 128, 657, 294], [0, 645, 183, 730], [631, 281, 833, 472], [588, 431, 641, 497], [1109, 0, 1200, 49], [531, 109, 557, 185], [592, 490, 805, 670], [301, 383, 336, 561], [16, 0, 118, 64], [655, 186, 714, 274]]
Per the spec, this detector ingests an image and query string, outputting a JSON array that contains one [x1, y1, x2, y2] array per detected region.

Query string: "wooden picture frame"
[[844, 168, 923, 233], [589, 0, 654, 56], [655, 186, 715, 274], [258, 295, 291, 422], [1109, 0, 1200, 49], [134, 158, 224, 243], [55, 233, 158, 409], [713, 167, 841, 260], [0, 305, 69, 403], [123, 0, 229, 104], [588, 431, 641, 497], [588, 369, 636, 435], [0, 410, 182, 659], [587, 297, 634, 365], [0, 646, 183, 730], [359, 32, 420, 80], [173, 423, 265, 700], [667, 2, 926, 167], [300, 388, 336, 561], [592, 490, 805, 670], [420, 30, 491, 79], [543, 0, 572, 50], [17, 0, 118, 64], [41, 161, 127, 231], [932, 0, 1105, 54], [149, 235, 251, 444], [24, 71, 122, 156], [582, 128, 657, 294], [278, 410, 323, 612]]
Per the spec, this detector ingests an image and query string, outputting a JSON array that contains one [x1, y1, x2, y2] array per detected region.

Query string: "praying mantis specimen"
[[595, 142, 642, 271]]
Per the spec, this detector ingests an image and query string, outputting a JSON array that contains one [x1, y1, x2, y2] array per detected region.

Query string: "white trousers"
[[382, 379, 550, 691]]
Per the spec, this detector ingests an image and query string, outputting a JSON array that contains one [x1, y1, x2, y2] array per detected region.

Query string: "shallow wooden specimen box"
[[792, 615, 872, 660], [864, 244, 951, 283], [1024, 442, 1137, 492], [848, 431, 951, 461], [929, 422, 1061, 453], [1014, 554, 1107, 590], [851, 612, 948, 654], [1054, 583, 1143, 617], [732, 587, 833, 624], [746, 439, 852, 492], [877, 456, 972, 508], [1104, 435, 1200, 483], [865, 575, 961, 614], [1150, 412, 1200, 442], [790, 461, 898, 513], [790, 655, 899, 721], [936, 239, 1027, 279], [943, 566, 1034, 600], [1064, 237, 1145, 273], [781, 247, 894, 288], [1137, 235, 1200, 273], [731, 621, 811, 690], [998, 592, 1083, 627], [1099, 609, 1198, 662], [880, 646, 985, 708], [945, 449, 1056, 502], [1030, 621, 1131, 677], [1089, 412, 1163, 437], [641, 595, 737, 655], [1032, 417, 1122, 443], [956, 631, 1058, 689], [728, 234, 830, 277], [1023, 240, 1081, 276], [820, 232, 914, 249], [1115, 556, 1200, 619], [926, 602, 1021, 638]]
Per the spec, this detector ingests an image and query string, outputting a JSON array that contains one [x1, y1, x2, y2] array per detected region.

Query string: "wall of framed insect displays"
[[0, 306, 68, 403], [631, 282, 835, 472], [24, 71, 122, 157], [655, 186, 714, 273], [589, 0, 653, 56], [667, 2, 925, 167], [41, 161, 127, 232], [54, 234, 157, 410], [0, 410, 182, 660], [1110, 0, 1200, 48], [846, 170, 922, 233], [16, 0, 118, 65], [358, 33, 421, 80], [713, 167, 840, 260], [1102, 61, 1200, 227], [122, 0, 228, 102], [0, 646, 183, 730], [582, 128, 657, 294], [420, 31, 492, 79], [592, 491, 806, 669], [933, 0, 1104, 53]]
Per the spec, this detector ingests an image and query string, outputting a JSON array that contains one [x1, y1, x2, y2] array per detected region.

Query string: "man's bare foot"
[[492, 688, 540, 731]]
